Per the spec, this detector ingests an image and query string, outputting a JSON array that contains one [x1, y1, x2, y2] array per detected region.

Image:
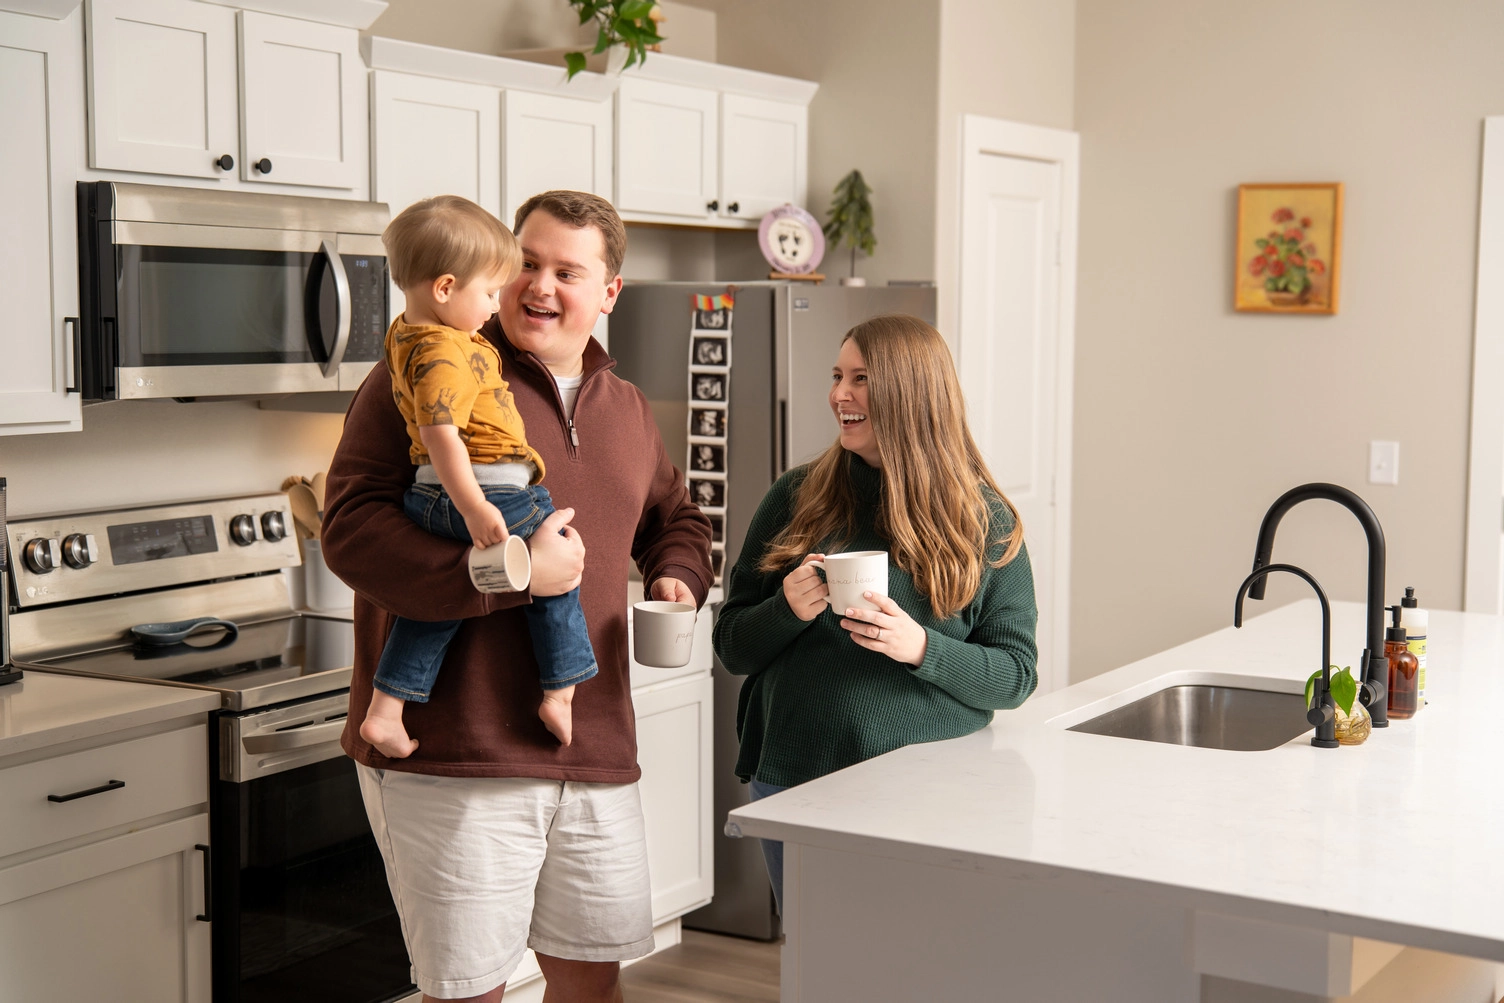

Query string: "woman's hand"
[[528, 508, 585, 596], [782, 553, 829, 622], [841, 592, 929, 667]]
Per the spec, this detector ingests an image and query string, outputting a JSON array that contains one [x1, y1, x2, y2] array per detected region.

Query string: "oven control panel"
[[8, 494, 301, 609]]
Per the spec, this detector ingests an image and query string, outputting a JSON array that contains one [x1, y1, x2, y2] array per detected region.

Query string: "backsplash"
[[0, 400, 345, 517]]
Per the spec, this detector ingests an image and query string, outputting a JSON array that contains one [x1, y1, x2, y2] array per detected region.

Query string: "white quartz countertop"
[[728, 599, 1504, 960], [0, 668, 220, 759]]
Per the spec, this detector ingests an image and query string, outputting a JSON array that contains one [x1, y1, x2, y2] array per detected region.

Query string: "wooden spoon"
[[310, 471, 327, 515], [286, 483, 321, 539]]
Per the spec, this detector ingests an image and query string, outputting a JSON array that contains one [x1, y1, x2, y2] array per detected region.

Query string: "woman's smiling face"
[[830, 337, 880, 467]]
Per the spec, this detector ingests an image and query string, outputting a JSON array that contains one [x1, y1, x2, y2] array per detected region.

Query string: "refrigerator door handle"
[[778, 399, 788, 474]]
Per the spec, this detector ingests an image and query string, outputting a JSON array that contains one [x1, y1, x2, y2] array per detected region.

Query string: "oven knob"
[[62, 533, 99, 569], [229, 514, 258, 546], [260, 511, 287, 542], [23, 538, 61, 574]]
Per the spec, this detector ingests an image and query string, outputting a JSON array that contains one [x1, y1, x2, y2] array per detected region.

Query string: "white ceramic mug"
[[633, 600, 697, 668], [467, 535, 532, 594], [811, 550, 888, 613]]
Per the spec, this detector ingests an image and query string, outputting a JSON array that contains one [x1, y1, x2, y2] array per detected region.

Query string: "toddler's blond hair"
[[382, 195, 521, 290]]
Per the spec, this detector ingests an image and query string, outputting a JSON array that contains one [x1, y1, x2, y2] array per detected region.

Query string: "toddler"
[[358, 195, 596, 758]]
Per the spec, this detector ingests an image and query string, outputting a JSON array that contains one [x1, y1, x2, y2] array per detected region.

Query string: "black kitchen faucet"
[[1243, 483, 1390, 727]]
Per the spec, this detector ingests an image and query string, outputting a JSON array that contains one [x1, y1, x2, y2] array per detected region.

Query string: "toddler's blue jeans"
[[372, 482, 597, 702]]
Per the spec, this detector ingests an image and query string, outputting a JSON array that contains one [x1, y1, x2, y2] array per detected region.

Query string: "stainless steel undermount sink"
[[1067, 684, 1311, 751]]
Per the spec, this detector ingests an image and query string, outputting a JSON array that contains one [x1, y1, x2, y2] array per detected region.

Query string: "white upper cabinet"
[[372, 69, 501, 319], [611, 53, 816, 228], [502, 88, 612, 227], [86, 0, 366, 189], [0, 7, 84, 434], [85, 0, 238, 180], [615, 76, 718, 221], [237, 10, 365, 189], [719, 92, 807, 223]]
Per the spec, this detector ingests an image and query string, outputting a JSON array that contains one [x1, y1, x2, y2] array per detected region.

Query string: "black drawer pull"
[[47, 779, 125, 803], [195, 843, 212, 922]]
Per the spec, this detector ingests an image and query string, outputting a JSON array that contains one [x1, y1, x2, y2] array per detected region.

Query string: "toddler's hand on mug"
[[462, 503, 510, 549], [782, 553, 829, 622]]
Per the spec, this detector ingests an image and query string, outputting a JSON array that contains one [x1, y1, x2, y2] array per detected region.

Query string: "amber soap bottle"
[[1385, 605, 1419, 720]]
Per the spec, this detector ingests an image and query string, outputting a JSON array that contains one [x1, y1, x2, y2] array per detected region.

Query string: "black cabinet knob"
[[707, 200, 719, 212], [215, 153, 234, 171], [728, 201, 740, 214], [253, 158, 273, 175]]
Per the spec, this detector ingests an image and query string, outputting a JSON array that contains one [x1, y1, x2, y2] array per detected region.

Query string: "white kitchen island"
[[727, 600, 1504, 1002]]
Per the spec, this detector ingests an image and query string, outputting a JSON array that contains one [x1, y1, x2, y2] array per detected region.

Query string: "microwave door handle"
[[314, 239, 351, 378]]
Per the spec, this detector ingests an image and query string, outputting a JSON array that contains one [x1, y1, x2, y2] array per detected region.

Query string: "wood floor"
[[618, 930, 780, 1003]]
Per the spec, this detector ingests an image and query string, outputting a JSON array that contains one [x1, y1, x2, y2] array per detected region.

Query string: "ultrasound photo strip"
[[689, 291, 734, 582]]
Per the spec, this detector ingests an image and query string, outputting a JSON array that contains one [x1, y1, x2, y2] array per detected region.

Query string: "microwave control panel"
[[343, 254, 390, 363]]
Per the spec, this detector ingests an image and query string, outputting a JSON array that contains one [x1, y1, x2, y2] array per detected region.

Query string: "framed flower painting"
[[1235, 183, 1343, 314]]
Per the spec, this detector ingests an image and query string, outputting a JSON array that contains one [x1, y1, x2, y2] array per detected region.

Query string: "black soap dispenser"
[[1384, 604, 1418, 720]]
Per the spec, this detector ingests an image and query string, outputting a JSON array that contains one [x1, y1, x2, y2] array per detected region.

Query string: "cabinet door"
[[502, 89, 612, 226], [635, 674, 714, 921], [720, 94, 808, 222], [616, 77, 717, 220], [85, 0, 238, 179], [372, 70, 500, 319], [0, 813, 211, 1003], [238, 10, 365, 189], [0, 8, 83, 433]]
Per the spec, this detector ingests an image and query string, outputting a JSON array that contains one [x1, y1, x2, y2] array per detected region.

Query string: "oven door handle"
[[311, 239, 351, 379], [242, 719, 346, 754]]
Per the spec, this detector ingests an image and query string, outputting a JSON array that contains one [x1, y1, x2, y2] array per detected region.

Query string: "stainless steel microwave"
[[76, 182, 390, 400]]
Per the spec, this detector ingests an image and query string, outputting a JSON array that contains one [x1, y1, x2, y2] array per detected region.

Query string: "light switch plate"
[[1368, 441, 1400, 485]]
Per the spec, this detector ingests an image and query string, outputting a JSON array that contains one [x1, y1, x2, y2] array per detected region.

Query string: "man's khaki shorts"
[[356, 765, 655, 999]]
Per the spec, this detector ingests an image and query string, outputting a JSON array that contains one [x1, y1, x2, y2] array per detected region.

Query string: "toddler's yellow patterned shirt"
[[383, 316, 545, 479]]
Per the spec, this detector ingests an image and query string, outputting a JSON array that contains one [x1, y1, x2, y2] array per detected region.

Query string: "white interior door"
[[372, 70, 500, 321], [502, 89, 612, 227], [958, 116, 1078, 694]]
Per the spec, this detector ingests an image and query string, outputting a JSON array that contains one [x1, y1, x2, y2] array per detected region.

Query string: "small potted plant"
[[562, 0, 663, 79], [1248, 207, 1328, 307], [823, 169, 877, 287]]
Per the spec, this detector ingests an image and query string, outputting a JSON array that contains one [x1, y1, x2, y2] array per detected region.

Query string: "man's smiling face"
[[500, 209, 623, 376]]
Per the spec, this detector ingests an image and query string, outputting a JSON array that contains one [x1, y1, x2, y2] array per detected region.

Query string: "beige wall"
[[934, 0, 1075, 337], [697, 0, 941, 286], [0, 402, 346, 518], [368, 0, 716, 61], [1069, 0, 1504, 680]]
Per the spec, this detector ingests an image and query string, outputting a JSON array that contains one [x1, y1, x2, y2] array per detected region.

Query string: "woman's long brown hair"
[[758, 314, 1023, 618]]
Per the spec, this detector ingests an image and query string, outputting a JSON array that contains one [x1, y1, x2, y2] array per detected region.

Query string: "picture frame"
[[1234, 182, 1343, 314]]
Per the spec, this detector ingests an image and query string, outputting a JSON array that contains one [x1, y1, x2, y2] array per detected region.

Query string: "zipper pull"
[[568, 419, 579, 447]]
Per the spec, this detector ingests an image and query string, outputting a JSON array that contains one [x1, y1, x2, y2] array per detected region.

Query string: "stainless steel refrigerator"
[[608, 281, 937, 940]]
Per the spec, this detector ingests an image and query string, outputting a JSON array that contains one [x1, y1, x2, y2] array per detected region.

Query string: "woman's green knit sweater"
[[714, 455, 1038, 788]]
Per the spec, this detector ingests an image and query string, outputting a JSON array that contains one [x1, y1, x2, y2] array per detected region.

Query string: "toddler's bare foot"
[[361, 691, 419, 759], [539, 686, 575, 746]]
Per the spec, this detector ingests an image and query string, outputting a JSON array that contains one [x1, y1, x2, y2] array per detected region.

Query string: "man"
[[323, 190, 713, 1003]]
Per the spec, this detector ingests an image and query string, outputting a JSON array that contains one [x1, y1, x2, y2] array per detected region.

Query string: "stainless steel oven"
[[76, 182, 390, 401], [8, 495, 414, 1003]]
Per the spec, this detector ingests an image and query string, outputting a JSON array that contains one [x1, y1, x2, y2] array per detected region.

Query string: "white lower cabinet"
[[0, 814, 211, 1002], [0, 7, 83, 434], [0, 720, 211, 1002], [636, 673, 715, 920]]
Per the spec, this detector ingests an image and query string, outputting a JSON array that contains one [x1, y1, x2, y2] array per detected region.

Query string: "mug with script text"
[[810, 551, 888, 613]]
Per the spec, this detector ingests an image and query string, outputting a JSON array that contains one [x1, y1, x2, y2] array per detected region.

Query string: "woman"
[[712, 314, 1038, 912]]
